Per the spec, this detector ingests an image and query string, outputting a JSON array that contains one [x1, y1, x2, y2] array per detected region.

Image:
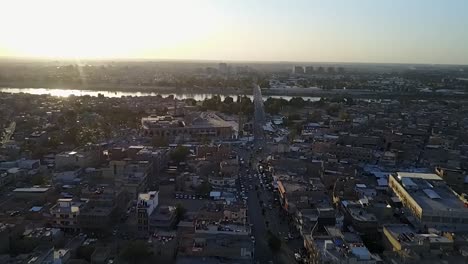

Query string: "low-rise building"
[[55, 146, 101, 171], [13, 186, 52, 201], [389, 172, 468, 231], [208, 174, 236, 189], [78, 185, 128, 233], [23, 227, 64, 246], [277, 180, 326, 214], [435, 167, 467, 193], [137, 190, 176, 234], [141, 113, 235, 141], [341, 200, 378, 237], [304, 234, 381, 264], [102, 160, 151, 199], [220, 158, 239, 177], [177, 233, 254, 264], [383, 224, 453, 252], [381, 224, 465, 263], [223, 204, 247, 224], [50, 198, 84, 231]]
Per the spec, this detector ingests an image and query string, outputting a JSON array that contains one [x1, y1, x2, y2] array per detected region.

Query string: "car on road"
[[9, 211, 20, 217], [294, 253, 302, 262]]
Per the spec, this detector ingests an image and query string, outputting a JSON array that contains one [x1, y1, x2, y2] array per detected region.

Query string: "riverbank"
[[0, 82, 248, 95], [1, 83, 467, 100]]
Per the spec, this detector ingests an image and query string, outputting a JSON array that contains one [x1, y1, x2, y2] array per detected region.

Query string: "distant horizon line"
[[0, 55, 467, 67]]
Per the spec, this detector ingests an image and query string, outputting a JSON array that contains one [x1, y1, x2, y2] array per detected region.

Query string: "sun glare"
[[0, 0, 219, 59]]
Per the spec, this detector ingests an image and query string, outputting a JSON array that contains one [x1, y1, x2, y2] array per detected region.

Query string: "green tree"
[[326, 103, 341, 116], [259, 79, 271, 88], [185, 98, 197, 106], [289, 97, 306, 108], [267, 232, 281, 252], [31, 174, 45, 185], [197, 181, 212, 195], [223, 96, 234, 104], [77, 245, 95, 262], [170, 145, 190, 163], [175, 203, 187, 221], [63, 110, 77, 123], [287, 113, 301, 121], [307, 110, 322, 122], [120, 241, 153, 264], [264, 97, 288, 115], [47, 134, 62, 149], [289, 129, 298, 142], [151, 136, 168, 147], [339, 111, 350, 121], [9, 238, 38, 255]]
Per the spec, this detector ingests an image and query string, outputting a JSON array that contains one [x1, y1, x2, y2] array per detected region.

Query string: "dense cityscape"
[[0, 60, 468, 264]]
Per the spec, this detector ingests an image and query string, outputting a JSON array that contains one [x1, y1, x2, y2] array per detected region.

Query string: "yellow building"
[[389, 172, 468, 230]]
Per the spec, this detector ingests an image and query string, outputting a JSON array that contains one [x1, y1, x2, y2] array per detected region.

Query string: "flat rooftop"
[[195, 222, 250, 235], [278, 180, 308, 193], [191, 112, 235, 128], [141, 115, 182, 129], [392, 173, 468, 216], [384, 224, 452, 246], [139, 191, 158, 201], [347, 207, 377, 222], [395, 172, 442, 181], [13, 187, 49, 193], [313, 237, 375, 262]]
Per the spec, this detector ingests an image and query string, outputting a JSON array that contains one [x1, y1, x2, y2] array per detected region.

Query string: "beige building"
[[220, 158, 239, 177], [55, 146, 101, 170], [223, 205, 247, 224], [383, 224, 453, 252], [101, 160, 151, 199], [141, 113, 235, 141]]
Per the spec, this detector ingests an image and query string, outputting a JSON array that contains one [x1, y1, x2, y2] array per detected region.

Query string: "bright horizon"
[[1, 0, 468, 65]]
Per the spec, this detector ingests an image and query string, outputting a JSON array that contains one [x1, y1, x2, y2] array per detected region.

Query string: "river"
[[0, 87, 321, 101]]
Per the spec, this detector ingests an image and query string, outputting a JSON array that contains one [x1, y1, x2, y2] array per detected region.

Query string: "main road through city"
[[253, 84, 266, 147], [236, 145, 273, 263]]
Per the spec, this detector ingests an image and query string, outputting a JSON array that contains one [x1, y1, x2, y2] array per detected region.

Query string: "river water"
[[0, 87, 321, 101]]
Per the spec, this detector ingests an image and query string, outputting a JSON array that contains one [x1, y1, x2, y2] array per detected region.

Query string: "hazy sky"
[[1, 0, 467, 64]]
